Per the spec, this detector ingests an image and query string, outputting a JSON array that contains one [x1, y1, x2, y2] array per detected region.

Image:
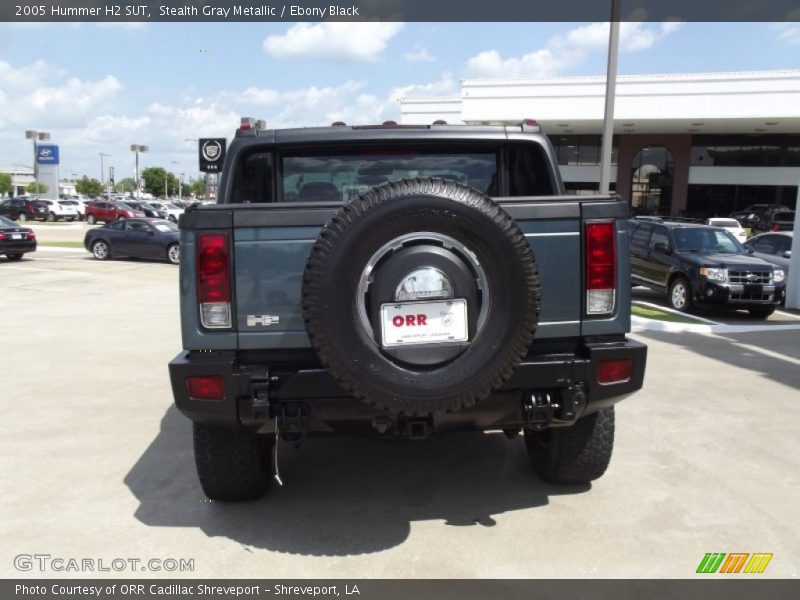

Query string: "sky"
[[0, 21, 799, 182]]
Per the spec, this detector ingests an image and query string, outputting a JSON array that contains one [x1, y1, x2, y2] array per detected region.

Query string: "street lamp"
[[130, 144, 149, 200], [25, 130, 50, 194], [170, 160, 181, 199], [99, 153, 111, 184]]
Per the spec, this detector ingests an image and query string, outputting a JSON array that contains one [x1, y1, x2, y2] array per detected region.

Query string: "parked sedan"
[[125, 201, 161, 218], [84, 218, 180, 264], [707, 217, 747, 242], [744, 232, 793, 291], [0, 215, 36, 260], [148, 201, 184, 223]]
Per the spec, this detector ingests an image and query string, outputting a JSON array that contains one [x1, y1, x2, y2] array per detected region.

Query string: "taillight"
[[597, 359, 632, 385], [585, 221, 616, 315], [772, 224, 780, 232], [0, 233, 6, 241], [197, 232, 231, 328], [186, 376, 225, 400], [26, 231, 36, 240]]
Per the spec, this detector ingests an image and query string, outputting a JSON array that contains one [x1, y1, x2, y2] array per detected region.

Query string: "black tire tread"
[[525, 407, 615, 483], [302, 177, 541, 415], [193, 422, 271, 501]]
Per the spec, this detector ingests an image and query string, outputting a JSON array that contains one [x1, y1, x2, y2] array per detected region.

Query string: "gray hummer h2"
[[169, 118, 647, 501]]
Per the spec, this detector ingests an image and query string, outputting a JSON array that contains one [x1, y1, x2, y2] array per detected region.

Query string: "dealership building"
[[399, 70, 800, 218]]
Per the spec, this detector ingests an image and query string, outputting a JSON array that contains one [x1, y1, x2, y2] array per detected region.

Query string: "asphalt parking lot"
[[1, 241, 798, 578]]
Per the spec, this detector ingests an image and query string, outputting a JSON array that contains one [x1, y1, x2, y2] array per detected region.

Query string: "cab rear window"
[[282, 150, 497, 203]]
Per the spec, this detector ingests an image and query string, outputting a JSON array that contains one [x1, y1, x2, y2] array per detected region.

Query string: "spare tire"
[[302, 177, 540, 415]]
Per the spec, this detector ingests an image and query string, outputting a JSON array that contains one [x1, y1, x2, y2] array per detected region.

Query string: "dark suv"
[[628, 217, 785, 318], [0, 197, 48, 222]]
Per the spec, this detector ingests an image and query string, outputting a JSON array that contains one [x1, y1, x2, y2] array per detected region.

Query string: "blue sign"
[[37, 144, 59, 165]]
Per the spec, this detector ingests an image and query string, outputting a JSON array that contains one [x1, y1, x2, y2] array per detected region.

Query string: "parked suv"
[[756, 209, 795, 233], [169, 119, 647, 501], [38, 198, 79, 222], [628, 217, 785, 318], [84, 200, 145, 224], [0, 197, 48, 222]]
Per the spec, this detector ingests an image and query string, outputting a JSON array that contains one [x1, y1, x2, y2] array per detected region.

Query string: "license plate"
[[380, 299, 468, 347], [11, 233, 22, 240]]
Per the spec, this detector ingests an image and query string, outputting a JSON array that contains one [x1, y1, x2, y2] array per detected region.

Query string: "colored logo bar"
[[696, 553, 773, 574]]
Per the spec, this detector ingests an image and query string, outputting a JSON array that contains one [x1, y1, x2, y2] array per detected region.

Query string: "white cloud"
[[263, 22, 403, 63], [389, 72, 458, 102], [774, 24, 800, 44], [405, 47, 435, 63], [465, 22, 685, 78]]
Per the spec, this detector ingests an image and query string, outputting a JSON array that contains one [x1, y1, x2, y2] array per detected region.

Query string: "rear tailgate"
[[178, 196, 630, 351]]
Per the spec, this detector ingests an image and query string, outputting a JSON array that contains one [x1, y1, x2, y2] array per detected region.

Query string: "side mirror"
[[784, 250, 792, 259], [653, 242, 670, 254]]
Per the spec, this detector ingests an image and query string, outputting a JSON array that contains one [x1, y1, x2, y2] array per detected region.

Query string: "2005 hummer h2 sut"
[[169, 118, 647, 501]]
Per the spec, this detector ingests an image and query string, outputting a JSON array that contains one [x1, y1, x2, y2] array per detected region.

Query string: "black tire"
[[6, 254, 23, 261], [302, 177, 541, 415], [166, 243, 180, 265], [668, 276, 694, 313], [86, 214, 96, 225], [91, 240, 111, 260], [193, 422, 272, 501], [749, 307, 775, 319], [525, 407, 615, 484]]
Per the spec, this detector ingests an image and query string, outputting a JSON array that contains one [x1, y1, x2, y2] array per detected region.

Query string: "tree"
[[26, 182, 48, 194], [189, 178, 207, 198], [142, 167, 179, 198], [75, 176, 104, 197], [0, 172, 11, 196], [115, 177, 136, 194]]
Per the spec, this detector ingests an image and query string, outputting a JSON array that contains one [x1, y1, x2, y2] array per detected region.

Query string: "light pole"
[[99, 153, 110, 186], [25, 130, 50, 195], [170, 160, 180, 199], [130, 144, 149, 200]]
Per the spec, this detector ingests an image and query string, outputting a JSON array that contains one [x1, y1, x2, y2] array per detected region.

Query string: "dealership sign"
[[198, 138, 226, 172], [37, 145, 60, 165]]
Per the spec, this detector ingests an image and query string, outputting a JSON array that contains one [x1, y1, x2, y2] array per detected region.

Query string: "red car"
[[85, 200, 145, 224]]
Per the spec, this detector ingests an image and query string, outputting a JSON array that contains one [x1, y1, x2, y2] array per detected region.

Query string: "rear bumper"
[[169, 338, 647, 435], [1, 241, 36, 254]]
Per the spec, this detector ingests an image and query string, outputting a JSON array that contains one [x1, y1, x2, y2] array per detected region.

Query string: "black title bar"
[[5, 0, 800, 22]]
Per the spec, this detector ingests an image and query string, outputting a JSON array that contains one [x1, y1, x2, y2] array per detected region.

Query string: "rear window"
[[774, 212, 794, 221], [282, 150, 497, 203]]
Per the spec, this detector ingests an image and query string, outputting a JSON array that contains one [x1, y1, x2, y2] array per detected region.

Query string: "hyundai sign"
[[37, 144, 60, 165], [199, 138, 226, 172]]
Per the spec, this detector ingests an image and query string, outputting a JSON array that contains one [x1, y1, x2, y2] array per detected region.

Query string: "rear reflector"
[[197, 233, 231, 328], [597, 359, 633, 385], [186, 376, 225, 400], [585, 221, 616, 315]]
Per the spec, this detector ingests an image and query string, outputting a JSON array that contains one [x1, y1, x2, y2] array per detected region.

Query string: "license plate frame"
[[380, 299, 468, 348]]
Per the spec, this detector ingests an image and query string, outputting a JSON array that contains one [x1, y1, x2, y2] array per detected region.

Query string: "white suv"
[[39, 198, 79, 222]]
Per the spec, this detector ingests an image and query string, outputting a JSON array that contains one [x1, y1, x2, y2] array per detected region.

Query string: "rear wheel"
[[166, 243, 180, 265], [749, 307, 775, 319], [525, 407, 615, 484], [668, 276, 694, 313], [86, 214, 97, 225], [46, 212, 56, 222], [193, 423, 272, 501], [91, 240, 110, 260]]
